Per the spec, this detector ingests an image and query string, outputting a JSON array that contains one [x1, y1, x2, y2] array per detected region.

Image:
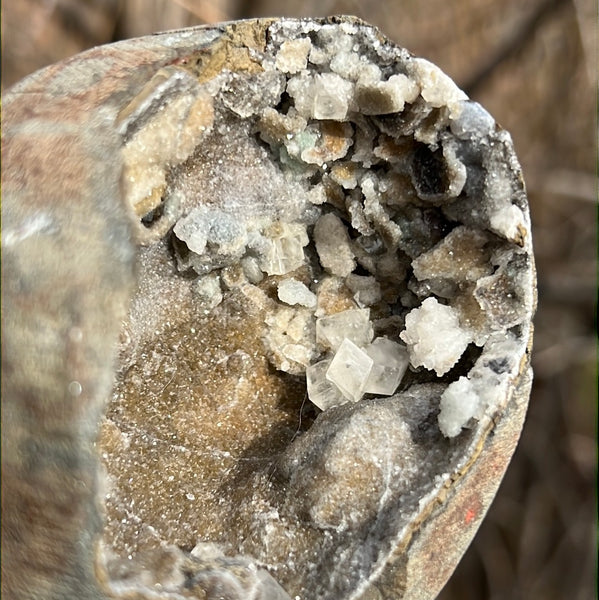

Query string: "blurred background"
[[2, 1, 596, 598]]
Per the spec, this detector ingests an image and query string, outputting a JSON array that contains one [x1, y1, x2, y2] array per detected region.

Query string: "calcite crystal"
[[2, 17, 535, 600]]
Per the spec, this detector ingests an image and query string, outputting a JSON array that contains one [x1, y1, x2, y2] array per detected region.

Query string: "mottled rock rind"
[[1, 16, 535, 600]]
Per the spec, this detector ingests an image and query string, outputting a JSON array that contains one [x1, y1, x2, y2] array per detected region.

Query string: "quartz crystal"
[[325, 338, 374, 402]]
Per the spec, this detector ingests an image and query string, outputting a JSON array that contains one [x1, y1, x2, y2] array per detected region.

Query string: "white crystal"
[[275, 38, 311, 74], [364, 337, 409, 396], [306, 359, 345, 410], [489, 204, 526, 242], [281, 343, 312, 368], [193, 273, 223, 311], [329, 50, 363, 80], [258, 222, 309, 275], [287, 73, 354, 121], [307, 183, 327, 205], [400, 297, 472, 376], [286, 309, 315, 343], [265, 306, 316, 375], [316, 28, 353, 55], [173, 210, 208, 255], [277, 278, 317, 308], [308, 45, 329, 66], [314, 213, 356, 277], [326, 338, 373, 402], [240, 255, 264, 284], [174, 207, 247, 257], [410, 58, 468, 117], [316, 308, 373, 352], [438, 376, 480, 437], [356, 74, 419, 115]]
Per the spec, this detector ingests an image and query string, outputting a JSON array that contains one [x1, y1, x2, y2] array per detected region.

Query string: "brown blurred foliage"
[[2, 1, 596, 598]]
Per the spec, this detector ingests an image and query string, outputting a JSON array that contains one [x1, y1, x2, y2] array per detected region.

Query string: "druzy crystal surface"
[[79, 17, 535, 600]]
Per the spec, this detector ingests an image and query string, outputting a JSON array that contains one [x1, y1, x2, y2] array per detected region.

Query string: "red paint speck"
[[464, 507, 476, 525]]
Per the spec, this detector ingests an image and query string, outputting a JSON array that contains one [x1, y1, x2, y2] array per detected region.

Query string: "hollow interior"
[[98, 20, 533, 598]]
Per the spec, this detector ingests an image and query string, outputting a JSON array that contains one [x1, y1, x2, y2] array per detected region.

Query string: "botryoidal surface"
[[99, 18, 535, 600]]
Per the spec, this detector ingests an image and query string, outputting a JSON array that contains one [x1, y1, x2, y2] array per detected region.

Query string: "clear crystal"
[[306, 359, 345, 410], [325, 338, 374, 402], [316, 308, 373, 351], [258, 222, 308, 275], [364, 337, 409, 396]]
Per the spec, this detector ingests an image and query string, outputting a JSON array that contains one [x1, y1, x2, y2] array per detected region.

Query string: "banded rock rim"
[[1, 16, 535, 600]]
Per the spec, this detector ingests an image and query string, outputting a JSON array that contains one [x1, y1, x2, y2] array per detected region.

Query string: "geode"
[[1, 17, 536, 600]]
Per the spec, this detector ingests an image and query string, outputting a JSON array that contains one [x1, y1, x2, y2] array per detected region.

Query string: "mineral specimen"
[[400, 297, 472, 377], [2, 16, 535, 600], [364, 337, 409, 396], [325, 338, 374, 402]]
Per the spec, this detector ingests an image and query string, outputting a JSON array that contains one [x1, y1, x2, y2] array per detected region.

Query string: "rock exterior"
[[1, 17, 535, 600]]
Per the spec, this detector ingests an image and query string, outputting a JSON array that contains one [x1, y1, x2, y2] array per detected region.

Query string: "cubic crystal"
[[326, 338, 374, 402], [356, 74, 419, 115], [364, 337, 409, 396], [316, 308, 373, 352], [258, 222, 309, 275], [306, 359, 345, 410], [287, 73, 354, 121]]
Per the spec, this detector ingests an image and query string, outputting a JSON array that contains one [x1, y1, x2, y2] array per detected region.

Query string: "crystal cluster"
[[149, 19, 535, 438], [307, 310, 409, 410], [52, 17, 535, 600]]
